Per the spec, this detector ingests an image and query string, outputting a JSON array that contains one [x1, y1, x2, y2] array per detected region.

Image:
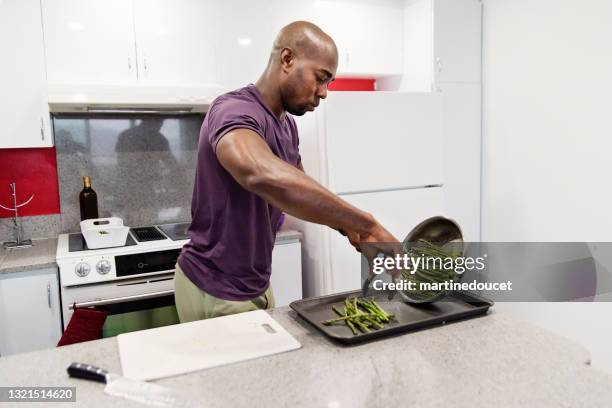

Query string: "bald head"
[[260, 21, 338, 117], [270, 21, 338, 63]]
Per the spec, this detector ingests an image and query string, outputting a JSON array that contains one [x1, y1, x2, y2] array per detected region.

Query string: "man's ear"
[[280, 47, 296, 73]]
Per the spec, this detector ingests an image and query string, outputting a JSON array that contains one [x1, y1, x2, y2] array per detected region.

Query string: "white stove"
[[56, 222, 190, 330], [56, 223, 189, 287]]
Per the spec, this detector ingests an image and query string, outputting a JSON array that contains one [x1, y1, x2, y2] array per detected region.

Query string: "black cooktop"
[[130, 226, 166, 242], [68, 233, 137, 252], [157, 222, 190, 241]]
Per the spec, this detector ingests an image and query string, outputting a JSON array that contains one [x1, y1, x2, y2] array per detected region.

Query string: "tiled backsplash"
[[1, 114, 203, 242]]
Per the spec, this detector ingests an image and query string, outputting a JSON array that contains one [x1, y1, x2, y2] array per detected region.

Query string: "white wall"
[[482, 0, 612, 373]]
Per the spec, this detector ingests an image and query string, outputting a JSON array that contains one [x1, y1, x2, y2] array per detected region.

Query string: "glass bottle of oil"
[[79, 176, 99, 220]]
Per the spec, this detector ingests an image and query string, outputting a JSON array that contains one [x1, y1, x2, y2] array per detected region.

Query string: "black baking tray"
[[290, 290, 494, 344]]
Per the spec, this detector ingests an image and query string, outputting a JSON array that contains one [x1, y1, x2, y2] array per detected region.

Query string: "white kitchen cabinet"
[[379, 0, 482, 91], [132, 0, 218, 86], [42, 0, 137, 85], [0, 0, 52, 148], [270, 239, 302, 307], [210, 0, 404, 89], [42, 0, 218, 87], [433, 0, 482, 84], [312, 0, 404, 77], [42, 0, 403, 90], [0, 268, 62, 356], [207, 0, 281, 90], [329, 187, 445, 293]]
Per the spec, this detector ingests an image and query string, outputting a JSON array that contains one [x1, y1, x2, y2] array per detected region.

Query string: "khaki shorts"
[[173, 263, 275, 323]]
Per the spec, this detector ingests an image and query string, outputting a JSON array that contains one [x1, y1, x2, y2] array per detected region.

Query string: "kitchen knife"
[[67, 362, 186, 407]]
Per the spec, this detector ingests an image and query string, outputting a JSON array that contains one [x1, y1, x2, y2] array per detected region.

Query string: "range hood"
[[47, 83, 226, 113]]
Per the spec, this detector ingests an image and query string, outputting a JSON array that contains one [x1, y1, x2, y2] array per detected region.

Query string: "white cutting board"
[[117, 310, 301, 381]]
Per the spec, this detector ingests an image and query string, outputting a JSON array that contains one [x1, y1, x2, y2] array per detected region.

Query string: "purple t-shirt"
[[177, 85, 301, 301]]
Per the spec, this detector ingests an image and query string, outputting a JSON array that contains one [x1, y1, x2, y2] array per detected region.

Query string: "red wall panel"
[[0, 148, 61, 218], [328, 78, 376, 91]]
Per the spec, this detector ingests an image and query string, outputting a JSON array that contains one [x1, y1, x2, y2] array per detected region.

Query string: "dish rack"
[[80, 217, 130, 249]]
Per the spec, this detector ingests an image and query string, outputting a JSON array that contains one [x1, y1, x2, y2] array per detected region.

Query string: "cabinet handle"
[[436, 56, 443, 73], [47, 282, 51, 309], [40, 118, 44, 141], [127, 55, 132, 72], [143, 57, 148, 74]]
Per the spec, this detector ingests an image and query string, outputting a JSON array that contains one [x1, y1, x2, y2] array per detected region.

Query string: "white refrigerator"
[[290, 91, 446, 296]]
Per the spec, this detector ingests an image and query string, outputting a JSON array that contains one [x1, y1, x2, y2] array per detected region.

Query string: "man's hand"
[[344, 222, 398, 249], [347, 223, 402, 278]]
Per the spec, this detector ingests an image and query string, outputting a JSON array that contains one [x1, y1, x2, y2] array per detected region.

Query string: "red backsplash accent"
[[0, 148, 61, 218], [328, 78, 376, 91]]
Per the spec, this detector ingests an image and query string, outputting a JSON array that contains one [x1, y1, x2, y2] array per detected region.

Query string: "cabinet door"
[[271, 241, 303, 307], [330, 187, 445, 293], [133, 0, 218, 86], [313, 0, 404, 77], [209, 0, 280, 90], [42, 0, 137, 85], [0, 0, 52, 148], [433, 0, 482, 83], [0, 268, 62, 356]]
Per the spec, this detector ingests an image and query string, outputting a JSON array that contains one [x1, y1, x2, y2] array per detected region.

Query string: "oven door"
[[61, 272, 179, 337]]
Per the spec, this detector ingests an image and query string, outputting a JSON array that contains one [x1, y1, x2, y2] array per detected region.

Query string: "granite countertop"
[[1, 307, 611, 407], [0, 230, 301, 276], [0, 237, 58, 275]]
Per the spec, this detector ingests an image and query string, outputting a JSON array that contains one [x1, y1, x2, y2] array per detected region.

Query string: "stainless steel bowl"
[[396, 216, 464, 304], [402, 216, 464, 247]]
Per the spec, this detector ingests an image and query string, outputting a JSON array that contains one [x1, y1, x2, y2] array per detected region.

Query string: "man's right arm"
[[215, 128, 398, 246]]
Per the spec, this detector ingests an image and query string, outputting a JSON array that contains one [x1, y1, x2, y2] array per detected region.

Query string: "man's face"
[[280, 48, 338, 116]]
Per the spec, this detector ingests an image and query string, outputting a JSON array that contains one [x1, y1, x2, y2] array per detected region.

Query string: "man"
[[174, 21, 399, 322]]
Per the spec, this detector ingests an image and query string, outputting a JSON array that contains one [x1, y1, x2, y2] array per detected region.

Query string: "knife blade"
[[67, 362, 186, 407]]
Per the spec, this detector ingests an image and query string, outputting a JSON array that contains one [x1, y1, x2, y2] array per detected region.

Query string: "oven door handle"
[[70, 289, 175, 309]]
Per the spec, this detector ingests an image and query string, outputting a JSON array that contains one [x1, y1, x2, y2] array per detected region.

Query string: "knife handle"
[[67, 362, 108, 383]]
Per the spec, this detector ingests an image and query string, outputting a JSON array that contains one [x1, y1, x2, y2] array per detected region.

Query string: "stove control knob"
[[75, 262, 90, 277], [96, 260, 111, 275]]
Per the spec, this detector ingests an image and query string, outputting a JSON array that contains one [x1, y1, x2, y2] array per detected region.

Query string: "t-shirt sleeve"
[[207, 101, 264, 153]]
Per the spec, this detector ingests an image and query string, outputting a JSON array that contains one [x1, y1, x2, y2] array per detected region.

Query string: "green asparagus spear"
[[321, 297, 395, 335]]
